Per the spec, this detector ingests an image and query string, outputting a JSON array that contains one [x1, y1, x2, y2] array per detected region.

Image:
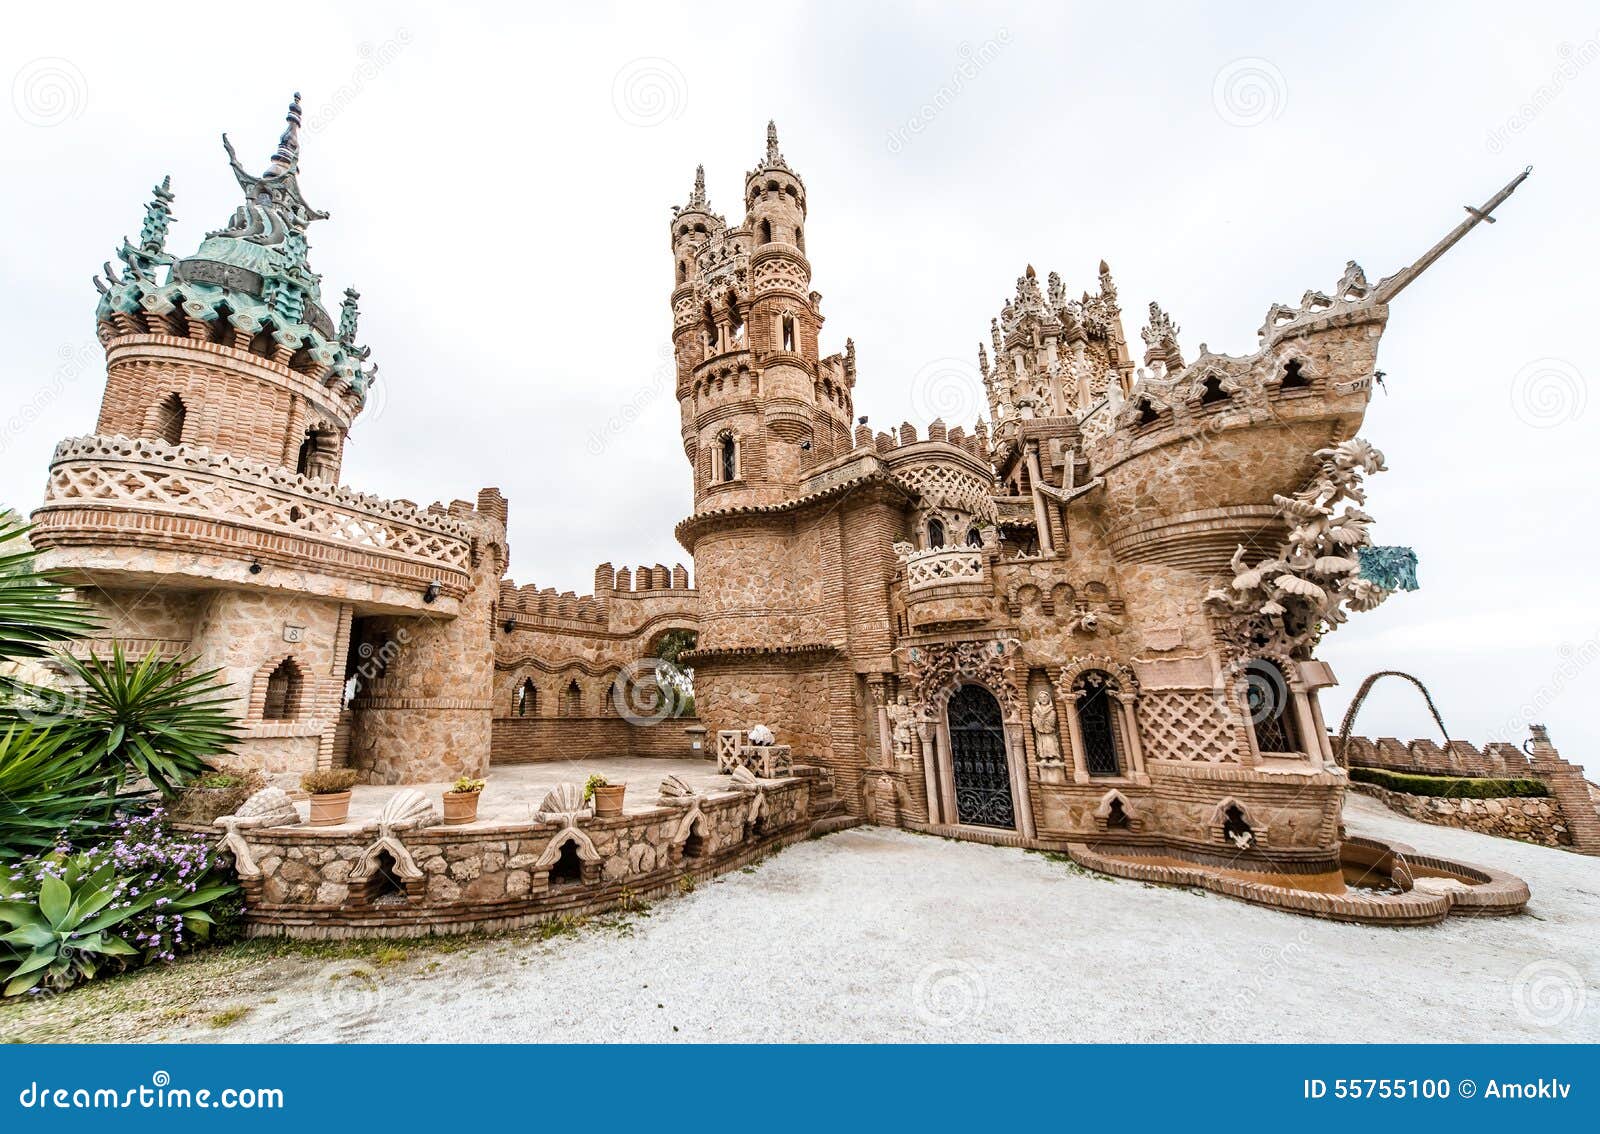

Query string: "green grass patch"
[[1350, 766, 1549, 799]]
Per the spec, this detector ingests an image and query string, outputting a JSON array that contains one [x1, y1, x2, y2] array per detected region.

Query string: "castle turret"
[[670, 124, 854, 511], [33, 93, 503, 786], [89, 92, 375, 482]]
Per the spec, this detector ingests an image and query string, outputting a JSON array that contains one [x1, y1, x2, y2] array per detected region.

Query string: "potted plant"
[[301, 768, 359, 826], [584, 773, 626, 817], [443, 776, 486, 824]]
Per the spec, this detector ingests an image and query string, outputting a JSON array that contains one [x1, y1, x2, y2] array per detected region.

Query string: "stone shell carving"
[[378, 788, 438, 832], [658, 774, 699, 803], [226, 785, 301, 828], [537, 782, 587, 822]]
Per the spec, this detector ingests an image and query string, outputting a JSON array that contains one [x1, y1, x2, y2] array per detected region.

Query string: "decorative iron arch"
[[1336, 669, 1451, 753]]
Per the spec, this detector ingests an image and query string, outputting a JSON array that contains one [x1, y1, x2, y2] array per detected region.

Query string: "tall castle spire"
[[267, 91, 304, 175]]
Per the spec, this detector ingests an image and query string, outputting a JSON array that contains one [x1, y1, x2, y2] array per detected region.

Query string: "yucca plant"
[[0, 724, 121, 859], [65, 645, 241, 797]]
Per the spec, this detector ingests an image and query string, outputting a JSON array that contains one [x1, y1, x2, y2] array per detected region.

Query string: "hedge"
[[1349, 766, 1549, 799]]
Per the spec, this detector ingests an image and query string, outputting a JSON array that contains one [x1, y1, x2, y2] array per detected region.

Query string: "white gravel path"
[[202, 794, 1599, 1043]]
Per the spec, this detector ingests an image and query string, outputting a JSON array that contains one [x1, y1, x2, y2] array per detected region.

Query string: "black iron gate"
[[946, 684, 1015, 829]]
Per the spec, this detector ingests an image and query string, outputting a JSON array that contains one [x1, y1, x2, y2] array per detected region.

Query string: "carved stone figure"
[[886, 694, 918, 760], [1031, 689, 1063, 764]]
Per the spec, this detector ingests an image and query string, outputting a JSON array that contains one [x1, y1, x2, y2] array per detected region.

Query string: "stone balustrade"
[[904, 546, 985, 592], [32, 435, 473, 602]]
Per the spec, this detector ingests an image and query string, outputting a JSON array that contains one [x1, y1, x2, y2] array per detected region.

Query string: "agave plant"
[[65, 645, 241, 797], [0, 844, 234, 996]]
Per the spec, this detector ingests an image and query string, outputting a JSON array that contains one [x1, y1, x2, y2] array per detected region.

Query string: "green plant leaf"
[[7, 947, 57, 978], [4, 966, 47, 996], [97, 934, 138, 957], [37, 876, 70, 928]]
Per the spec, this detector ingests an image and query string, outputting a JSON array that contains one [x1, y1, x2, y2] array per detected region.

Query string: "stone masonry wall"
[[233, 779, 810, 938], [1349, 782, 1571, 848]]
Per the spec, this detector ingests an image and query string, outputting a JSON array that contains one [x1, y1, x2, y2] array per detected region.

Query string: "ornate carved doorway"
[[946, 684, 1015, 828]]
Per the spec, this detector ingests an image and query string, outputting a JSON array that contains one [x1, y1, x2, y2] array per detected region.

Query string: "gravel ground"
[[166, 793, 1597, 1044]]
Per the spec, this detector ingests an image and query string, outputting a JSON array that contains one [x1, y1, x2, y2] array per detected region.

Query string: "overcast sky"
[[3, 1, 1596, 773]]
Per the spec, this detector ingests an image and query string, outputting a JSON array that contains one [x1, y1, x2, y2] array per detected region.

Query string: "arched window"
[[781, 315, 796, 352], [727, 295, 745, 344], [1280, 359, 1310, 390], [262, 657, 302, 721], [1246, 659, 1301, 754], [701, 302, 718, 351], [152, 393, 186, 445], [562, 679, 582, 717], [677, 260, 687, 283], [1074, 670, 1123, 776], [926, 517, 946, 549], [794, 224, 804, 252], [758, 218, 772, 244], [296, 427, 338, 480], [514, 678, 536, 717], [965, 526, 983, 547], [719, 433, 738, 482], [1199, 374, 1228, 406]]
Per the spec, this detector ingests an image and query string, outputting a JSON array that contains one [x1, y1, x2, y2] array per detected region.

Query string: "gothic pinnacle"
[[268, 91, 304, 175], [766, 119, 781, 163]]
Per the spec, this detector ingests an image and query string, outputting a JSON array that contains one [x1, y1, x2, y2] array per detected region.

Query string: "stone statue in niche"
[[886, 694, 918, 760], [1031, 689, 1063, 764]]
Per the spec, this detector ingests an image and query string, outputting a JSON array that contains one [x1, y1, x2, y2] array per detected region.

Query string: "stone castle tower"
[[32, 95, 508, 784], [669, 121, 857, 505]]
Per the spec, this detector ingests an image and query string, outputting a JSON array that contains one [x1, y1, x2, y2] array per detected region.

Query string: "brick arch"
[[1055, 654, 1138, 695], [251, 653, 305, 721]]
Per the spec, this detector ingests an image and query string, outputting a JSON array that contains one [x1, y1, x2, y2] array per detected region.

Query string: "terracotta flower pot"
[[442, 790, 482, 825], [308, 790, 352, 827], [592, 783, 627, 817]]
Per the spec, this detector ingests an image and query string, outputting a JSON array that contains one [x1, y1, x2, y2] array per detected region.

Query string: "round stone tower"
[[671, 123, 854, 515]]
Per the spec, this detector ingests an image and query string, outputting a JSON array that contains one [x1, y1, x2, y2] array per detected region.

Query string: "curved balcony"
[[31, 435, 472, 612], [901, 546, 994, 630]]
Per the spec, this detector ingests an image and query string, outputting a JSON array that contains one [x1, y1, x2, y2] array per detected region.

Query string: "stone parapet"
[[33, 434, 472, 606]]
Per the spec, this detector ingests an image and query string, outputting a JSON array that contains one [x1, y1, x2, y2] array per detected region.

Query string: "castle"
[[27, 96, 1550, 912]]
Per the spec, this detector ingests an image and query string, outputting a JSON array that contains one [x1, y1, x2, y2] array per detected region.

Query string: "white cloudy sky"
[[3, 2, 1596, 773]]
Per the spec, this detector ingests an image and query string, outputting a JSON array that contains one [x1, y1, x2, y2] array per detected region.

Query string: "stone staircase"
[[793, 764, 862, 836]]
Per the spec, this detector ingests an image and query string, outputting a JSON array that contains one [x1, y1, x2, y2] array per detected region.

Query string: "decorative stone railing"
[[904, 547, 985, 592], [33, 435, 472, 596]]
